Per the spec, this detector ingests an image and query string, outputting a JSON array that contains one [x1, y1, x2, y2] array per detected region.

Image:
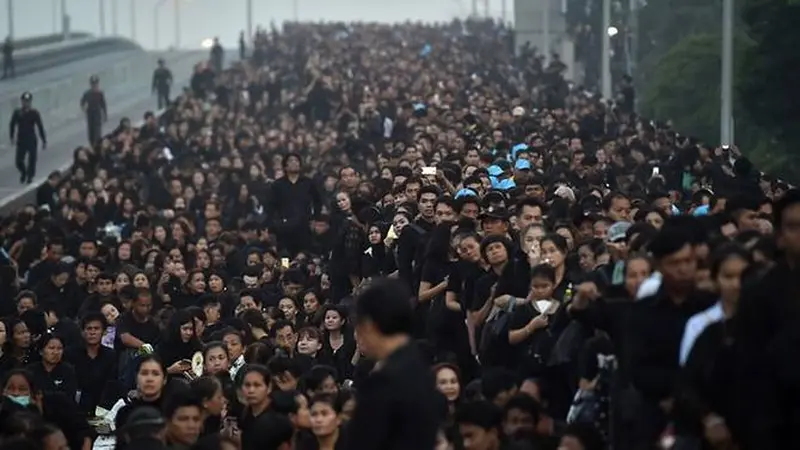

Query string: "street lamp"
[[154, 0, 167, 49], [6, 0, 14, 40], [601, 0, 612, 99], [720, 0, 734, 146]]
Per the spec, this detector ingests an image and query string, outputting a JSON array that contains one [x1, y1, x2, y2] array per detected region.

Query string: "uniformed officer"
[[152, 58, 173, 109], [80, 75, 107, 146], [9, 92, 47, 184]]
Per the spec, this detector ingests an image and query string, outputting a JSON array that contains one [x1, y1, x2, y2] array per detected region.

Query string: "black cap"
[[20, 92, 32, 101], [480, 205, 510, 221]]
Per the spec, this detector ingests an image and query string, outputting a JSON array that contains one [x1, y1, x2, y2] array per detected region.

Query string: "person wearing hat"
[[80, 75, 108, 146], [152, 58, 173, 109], [480, 205, 511, 238], [9, 91, 47, 184]]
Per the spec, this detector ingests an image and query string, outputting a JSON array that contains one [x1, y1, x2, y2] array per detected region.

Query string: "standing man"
[[80, 75, 107, 146], [347, 278, 441, 450], [152, 58, 173, 109], [210, 37, 224, 73], [2, 36, 13, 79], [9, 92, 47, 184], [239, 31, 246, 60]]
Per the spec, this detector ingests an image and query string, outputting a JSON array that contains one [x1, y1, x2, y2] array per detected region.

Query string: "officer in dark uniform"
[[2, 36, 14, 79], [9, 92, 47, 184], [151, 58, 173, 109], [80, 75, 107, 146]]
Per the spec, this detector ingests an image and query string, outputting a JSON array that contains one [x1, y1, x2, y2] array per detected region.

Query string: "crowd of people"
[[0, 17, 795, 450]]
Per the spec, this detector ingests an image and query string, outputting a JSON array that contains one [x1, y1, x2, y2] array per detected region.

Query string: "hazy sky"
[[3, 0, 514, 49]]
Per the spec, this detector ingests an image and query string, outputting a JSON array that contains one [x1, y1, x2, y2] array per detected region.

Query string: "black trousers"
[[87, 117, 102, 146], [15, 143, 37, 181], [2, 58, 13, 78], [157, 87, 170, 109]]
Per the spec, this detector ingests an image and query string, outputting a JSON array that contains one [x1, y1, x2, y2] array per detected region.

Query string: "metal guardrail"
[[11, 37, 143, 78], [13, 32, 92, 51]]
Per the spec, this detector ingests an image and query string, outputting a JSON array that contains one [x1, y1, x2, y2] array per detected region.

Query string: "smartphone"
[[281, 258, 290, 269], [421, 166, 437, 176]]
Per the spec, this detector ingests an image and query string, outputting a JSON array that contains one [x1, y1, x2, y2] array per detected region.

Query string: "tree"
[[738, 0, 800, 147], [640, 34, 727, 144]]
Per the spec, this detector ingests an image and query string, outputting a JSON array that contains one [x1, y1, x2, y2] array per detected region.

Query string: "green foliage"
[[738, 0, 800, 145], [637, 0, 800, 181]]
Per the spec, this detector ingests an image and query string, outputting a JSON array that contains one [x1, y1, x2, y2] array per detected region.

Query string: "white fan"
[[534, 300, 559, 315]]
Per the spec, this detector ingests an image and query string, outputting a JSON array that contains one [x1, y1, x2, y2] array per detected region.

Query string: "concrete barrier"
[[14, 32, 92, 51], [14, 37, 143, 77]]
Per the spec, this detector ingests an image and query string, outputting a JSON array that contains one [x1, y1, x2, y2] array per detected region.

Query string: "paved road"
[[0, 50, 211, 211]]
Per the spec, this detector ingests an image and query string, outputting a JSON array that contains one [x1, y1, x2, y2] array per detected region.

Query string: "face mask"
[[6, 395, 31, 407]]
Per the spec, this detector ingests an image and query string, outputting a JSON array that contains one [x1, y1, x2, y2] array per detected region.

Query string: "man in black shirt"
[[80, 75, 107, 146], [66, 312, 118, 415], [267, 152, 322, 256], [152, 59, 173, 109], [9, 91, 47, 184], [347, 278, 440, 450]]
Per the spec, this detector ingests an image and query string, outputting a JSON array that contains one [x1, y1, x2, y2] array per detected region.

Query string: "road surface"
[[0, 50, 213, 212]]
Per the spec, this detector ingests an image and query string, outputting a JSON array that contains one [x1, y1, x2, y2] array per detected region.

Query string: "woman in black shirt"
[[26, 333, 77, 401]]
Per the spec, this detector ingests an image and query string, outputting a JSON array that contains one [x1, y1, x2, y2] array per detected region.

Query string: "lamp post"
[[601, 0, 612, 99], [720, 0, 734, 146], [543, 0, 551, 66], [174, 0, 181, 48], [130, 0, 136, 41], [6, 0, 14, 39], [247, 0, 253, 40], [99, 0, 105, 36], [111, 0, 118, 35], [154, 0, 167, 49]]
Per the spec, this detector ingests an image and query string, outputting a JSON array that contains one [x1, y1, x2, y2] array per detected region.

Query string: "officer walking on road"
[[152, 58, 173, 109], [9, 92, 47, 184], [80, 75, 107, 146], [2, 36, 14, 79]]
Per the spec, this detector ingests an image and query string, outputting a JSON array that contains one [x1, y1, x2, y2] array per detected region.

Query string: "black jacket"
[[346, 343, 439, 450]]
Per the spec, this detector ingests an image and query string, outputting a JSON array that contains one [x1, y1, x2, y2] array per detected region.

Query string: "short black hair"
[[455, 400, 502, 430], [354, 277, 413, 336], [503, 394, 541, 425], [774, 189, 800, 231], [480, 368, 518, 402], [163, 390, 203, 420], [80, 311, 107, 330]]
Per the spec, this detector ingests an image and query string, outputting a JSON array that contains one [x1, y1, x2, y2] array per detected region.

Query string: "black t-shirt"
[[116, 312, 161, 349], [446, 261, 485, 313]]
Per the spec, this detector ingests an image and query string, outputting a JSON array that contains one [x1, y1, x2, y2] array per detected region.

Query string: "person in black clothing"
[[152, 59, 173, 110], [2, 36, 13, 79], [66, 312, 118, 416], [80, 75, 107, 146], [25, 334, 77, 401], [116, 406, 168, 450], [267, 152, 322, 257], [210, 38, 224, 73], [2, 369, 93, 450], [239, 31, 246, 60], [733, 189, 800, 449], [625, 224, 716, 448], [9, 92, 47, 184], [346, 278, 440, 450]]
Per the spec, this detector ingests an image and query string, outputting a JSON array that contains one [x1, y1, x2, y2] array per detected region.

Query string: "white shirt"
[[636, 272, 662, 300], [679, 302, 725, 366]]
